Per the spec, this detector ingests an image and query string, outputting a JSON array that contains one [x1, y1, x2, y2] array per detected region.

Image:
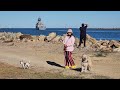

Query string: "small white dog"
[[20, 60, 30, 69], [81, 54, 92, 72]]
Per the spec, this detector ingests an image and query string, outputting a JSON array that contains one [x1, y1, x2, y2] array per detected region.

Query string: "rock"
[[101, 42, 108, 46], [109, 40, 116, 46], [96, 42, 101, 47], [0, 32, 23, 41], [38, 35, 46, 41], [59, 36, 64, 42], [31, 39, 36, 42], [86, 34, 97, 44], [44, 36, 48, 42], [113, 42, 120, 48], [44, 36, 51, 42], [105, 40, 110, 44], [19, 34, 33, 40], [16, 32, 23, 39], [4, 39, 13, 43], [100, 45, 107, 49], [0, 32, 4, 37], [0, 36, 6, 40], [44, 32, 57, 42], [92, 43, 101, 50], [31, 36, 39, 42], [48, 32, 56, 38], [22, 38, 31, 42], [113, 48, 120, 52], [99, 45, 112, 52], [59, 34, 66, 42], [52, 35, 61, 43], [109, 40, 120, 48]]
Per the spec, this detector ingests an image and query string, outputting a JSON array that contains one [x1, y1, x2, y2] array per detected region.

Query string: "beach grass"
[[0, 62, 111, 79]]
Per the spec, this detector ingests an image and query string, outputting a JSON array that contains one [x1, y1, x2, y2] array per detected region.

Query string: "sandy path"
[[0, 41, 120, 79]]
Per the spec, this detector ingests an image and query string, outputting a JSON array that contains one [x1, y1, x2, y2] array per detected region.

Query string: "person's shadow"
[[72, 68, 82, 72], [46, 61, 64, 68], [46, 61, 82, 72]]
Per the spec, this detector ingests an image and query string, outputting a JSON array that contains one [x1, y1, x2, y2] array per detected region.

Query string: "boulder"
[[48, 32, 56, 38], [86, 34, 97, 44], [0, 36, 6, 40], [31, 36, 39, 42], [22, 38, 31, 42], [113, 42, 120, 48], [59, 36, 64, 42], [44, 32, 57, 42], [59, 34, 66, 42], [52, 35, 61, 43], [96, 42, 101, 47], [99, 45, 112, 52], [109, 40, 120, 48], [15, 32, 23, 39], [113, 48, 120, 52], [0, 32, 23, 41], [19, 34, 33, 40], [0, 32, 4, 37], [4, 39, 13, 43], [101, 42, 108, 46], [38, 35, 46, 41], [44, 36, 51, 42], [31, 39, 36, 42], [109, 40, 116, 46], [92, 43, 101, 49], [100, 45, 107, 50]]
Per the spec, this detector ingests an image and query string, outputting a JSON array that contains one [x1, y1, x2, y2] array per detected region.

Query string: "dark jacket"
[[79, 25, 87, 37]]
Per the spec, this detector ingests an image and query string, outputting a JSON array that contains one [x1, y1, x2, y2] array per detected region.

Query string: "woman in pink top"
[[63, 29, 76, 69]]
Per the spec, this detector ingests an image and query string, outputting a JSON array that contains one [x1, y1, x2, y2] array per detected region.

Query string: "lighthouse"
[[36, 17, 46, 30]]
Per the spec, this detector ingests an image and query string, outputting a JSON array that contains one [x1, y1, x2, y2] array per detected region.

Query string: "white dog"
[[20, 60, 30, 69], [81, 54, 92, 72]]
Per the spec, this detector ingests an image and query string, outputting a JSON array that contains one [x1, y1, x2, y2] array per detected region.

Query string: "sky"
[[0, 11, 120, 28]]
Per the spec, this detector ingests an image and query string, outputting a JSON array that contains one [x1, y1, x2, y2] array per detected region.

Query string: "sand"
[[0, 40, 120, 79]]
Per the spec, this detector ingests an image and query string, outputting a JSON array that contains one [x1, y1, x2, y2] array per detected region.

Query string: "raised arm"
[[85, 24, 88, 27]]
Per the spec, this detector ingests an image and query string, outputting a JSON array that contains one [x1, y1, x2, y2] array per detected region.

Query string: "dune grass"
[[0, 62, 111, 79]]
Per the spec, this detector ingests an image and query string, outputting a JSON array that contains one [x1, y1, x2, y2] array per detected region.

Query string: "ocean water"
[[0, 28, 120, 40]]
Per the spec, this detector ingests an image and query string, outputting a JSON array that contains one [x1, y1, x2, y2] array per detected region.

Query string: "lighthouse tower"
[[36, 17, 46, 30]]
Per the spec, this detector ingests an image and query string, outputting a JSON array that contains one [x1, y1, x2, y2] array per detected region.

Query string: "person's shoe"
[[65, 66, 69, 69], [71, 65, 76, 69]]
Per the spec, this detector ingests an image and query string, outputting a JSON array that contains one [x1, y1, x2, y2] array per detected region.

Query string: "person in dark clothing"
[[77, 23, 88, 48]]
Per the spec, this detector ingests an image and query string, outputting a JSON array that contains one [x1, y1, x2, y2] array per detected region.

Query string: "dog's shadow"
[[46, 61, 64, 68], [72, 68, 82, 72]]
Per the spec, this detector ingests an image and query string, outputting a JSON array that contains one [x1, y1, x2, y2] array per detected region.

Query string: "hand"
[[64, 44, 67, 47], [64, 45, 67, 51], [85, 24, 88, 26]]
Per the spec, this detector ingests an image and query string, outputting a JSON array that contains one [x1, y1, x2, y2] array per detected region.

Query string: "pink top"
[[63, 35, 75, 51]]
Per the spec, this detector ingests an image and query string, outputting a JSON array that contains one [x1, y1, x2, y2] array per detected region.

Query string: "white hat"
[[67, 29, 73, 33]]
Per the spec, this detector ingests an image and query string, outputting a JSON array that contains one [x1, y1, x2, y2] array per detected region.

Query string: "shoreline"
[[1, 28, 120, 30], [0, 29, 120, 41]]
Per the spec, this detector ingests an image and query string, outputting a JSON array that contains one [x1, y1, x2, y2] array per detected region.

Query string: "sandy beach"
[[0, 34, 120, 79]]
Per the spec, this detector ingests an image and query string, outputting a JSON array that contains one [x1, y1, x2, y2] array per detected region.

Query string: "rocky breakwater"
[[0, 32, 120, 52], [0, 32, 23, 43], [85, 34, 120, 52]]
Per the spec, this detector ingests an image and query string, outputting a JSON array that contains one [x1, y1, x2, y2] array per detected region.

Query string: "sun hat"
[[67, 29, 73, 33]]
